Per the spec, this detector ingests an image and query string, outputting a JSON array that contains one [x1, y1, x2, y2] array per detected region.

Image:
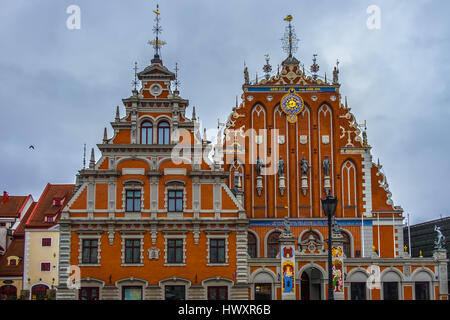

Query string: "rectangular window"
[[209, 239, 225, 264], [126, 190, 141, 212], [165, 285, 186, 300], [122, 286, 142, 300], [168, 190, 183, 212], [207, 286, 228, 300], [41, 238, 52, 247], [125, 239, 141, 264], [167, 239, 183, 264], [82, 239, 98, 264], [41, 262, 51, 272]]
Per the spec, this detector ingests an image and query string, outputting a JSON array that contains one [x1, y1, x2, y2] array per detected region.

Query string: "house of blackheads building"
[[55, 9, 448, 300]]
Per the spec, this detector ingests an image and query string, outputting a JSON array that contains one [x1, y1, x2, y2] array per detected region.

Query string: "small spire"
[[345, 96, 348, 109], [235, 95, 238, 109], [192, 106, 196, 121], [103, 127, 108, 144], [89, 148, 95, 169], [115, 106, 120, 122], [255, 72, 258, 84], [276, 64, 280, 76], [324, 72, 327, 83], [203, 128, 207, 141]]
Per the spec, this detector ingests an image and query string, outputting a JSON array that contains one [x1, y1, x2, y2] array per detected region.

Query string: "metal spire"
[[281, 15, 299, 59], [103, 127, 108, 144], [174, 62, 180, 94], [115, 105, 120, 122], [148, 4, 166, 64], [83, 143, 86, 169], [132, 62, 139, 91], [89, 148, 95, 169], [263, 54, 272, 80], [310, 54, 320, 80]]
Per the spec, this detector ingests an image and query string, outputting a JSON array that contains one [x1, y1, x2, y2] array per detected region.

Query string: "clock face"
[[149, 83, 162, 96], [281, 88, 304, 123]]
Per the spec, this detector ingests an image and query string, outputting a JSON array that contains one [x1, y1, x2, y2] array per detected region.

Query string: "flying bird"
[[29, 145, 35, 150]]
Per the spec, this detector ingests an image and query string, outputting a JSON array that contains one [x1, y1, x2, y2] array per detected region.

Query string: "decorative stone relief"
[[278, 135, 285, 144], [148, 247, 160, 260], [267, 95, 273, 101], [321, 135, 329, 144], [330, 95, 336, 101], [247, 95, 254, 101]]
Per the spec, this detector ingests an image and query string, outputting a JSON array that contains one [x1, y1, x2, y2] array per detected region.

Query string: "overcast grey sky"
[[1, 0, 449, 225]]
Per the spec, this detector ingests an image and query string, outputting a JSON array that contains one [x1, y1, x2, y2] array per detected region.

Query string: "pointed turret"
[[89, 148, 95, 169], [103, 128, 108, 144]]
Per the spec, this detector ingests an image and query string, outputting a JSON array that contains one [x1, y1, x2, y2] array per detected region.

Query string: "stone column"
[[279, 231, 296, 300]]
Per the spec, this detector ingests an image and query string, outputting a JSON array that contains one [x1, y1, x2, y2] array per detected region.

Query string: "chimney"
[[2, 191, 8, 204]]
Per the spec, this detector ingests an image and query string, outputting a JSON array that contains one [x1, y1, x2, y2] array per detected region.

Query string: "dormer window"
[[53, 198, 62, 206], [158, 121, 170, 145], [45, 216, 54, 223], [140, 121, 153, 144], [7, 256, 19, 266]]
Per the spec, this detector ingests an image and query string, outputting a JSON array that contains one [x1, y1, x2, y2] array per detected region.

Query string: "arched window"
[[267, 231, 281, 258], [140, 121, 153, 144], [0, 285, 17, 300], [158, 121, 170, 145], [248, 233, 257, 258], [342, 231, 351, 258], [31, 284, 49, 300]]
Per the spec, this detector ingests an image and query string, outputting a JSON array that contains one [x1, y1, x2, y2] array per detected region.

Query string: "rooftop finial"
[[281, 14, 299, 64], [263, 54, 272, 80], [132, 62, 139, 93], [83, 143, 86, 169], [310, 54, 319, 81], [174, 62, 180, 94], [243, 61, 249, 85], [192, 106, 196, 121], [115, 105, 120, 122], [148, 4, 166, 64], [103, 127, 108, 144]]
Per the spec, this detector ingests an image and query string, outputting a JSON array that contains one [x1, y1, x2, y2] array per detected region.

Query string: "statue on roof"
[[434, 225, 446, 249], [244, 63, 250, 85]]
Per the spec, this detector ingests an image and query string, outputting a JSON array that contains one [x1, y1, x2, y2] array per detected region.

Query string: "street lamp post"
[[321, 193, 338, 300]]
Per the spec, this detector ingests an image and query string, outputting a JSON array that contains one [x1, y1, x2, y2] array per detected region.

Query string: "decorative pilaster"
[[433, 249, 448, 300]]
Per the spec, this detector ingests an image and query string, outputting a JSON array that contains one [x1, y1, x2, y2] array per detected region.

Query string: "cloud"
[[0, 0, 449, 224]]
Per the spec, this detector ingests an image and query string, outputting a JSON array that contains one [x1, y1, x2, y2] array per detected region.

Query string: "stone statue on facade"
[[323, 156, 330, 176], [300, 158, 309, 176], [244, 65, 250, 85], [434, 225, 446, 249], [256, 157, 263, 176], [283, 217, 291, 235], [278, 158, 285, 176]]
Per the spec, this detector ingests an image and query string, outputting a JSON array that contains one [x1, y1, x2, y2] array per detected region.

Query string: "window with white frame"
[[121, 235, 144, 266], [206, 235, 229, 265]]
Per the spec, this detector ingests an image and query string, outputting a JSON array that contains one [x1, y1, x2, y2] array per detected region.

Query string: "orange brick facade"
[[56, 15, 448, 300]]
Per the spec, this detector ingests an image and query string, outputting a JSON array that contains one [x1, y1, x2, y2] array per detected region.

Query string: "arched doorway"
[[31, 284, 49, 300], [0, 285, 17, 300], [300, 267, 323, 300]]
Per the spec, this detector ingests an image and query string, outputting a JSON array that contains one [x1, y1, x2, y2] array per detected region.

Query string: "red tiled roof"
[[26, 184, 75, 228], [0, 239, 24, 277], [14, 202, 36, 237], [0, 196, 28, 218]]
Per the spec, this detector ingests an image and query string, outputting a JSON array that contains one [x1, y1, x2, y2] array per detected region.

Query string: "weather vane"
[[148, 4, 166, 62], [281, 15, 299, 58]]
